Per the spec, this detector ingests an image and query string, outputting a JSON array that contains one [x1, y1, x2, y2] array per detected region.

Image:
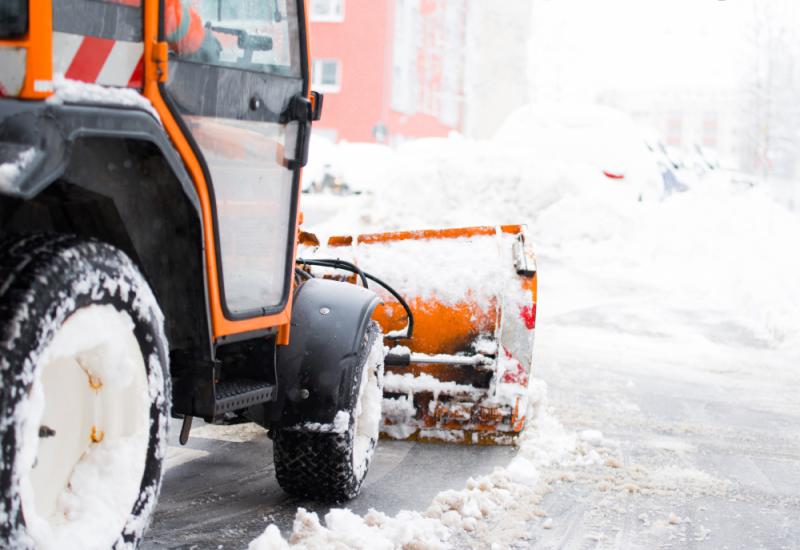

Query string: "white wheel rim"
[[352, 332, 384, 479], [18, 305, 151, 550]]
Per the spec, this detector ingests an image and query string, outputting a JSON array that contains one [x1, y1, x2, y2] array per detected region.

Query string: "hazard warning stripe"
[[53, 32, 145, 89], [65, 36, 115, 83]]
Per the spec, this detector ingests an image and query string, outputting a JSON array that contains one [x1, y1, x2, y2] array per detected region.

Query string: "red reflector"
[[519, 304, 536, 330], [603, 170, 625, 180]]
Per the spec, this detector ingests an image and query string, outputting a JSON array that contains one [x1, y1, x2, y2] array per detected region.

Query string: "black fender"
[[258, 277, 381, 428], [0, 99, 196, 204], [0, 99, 213, 365]]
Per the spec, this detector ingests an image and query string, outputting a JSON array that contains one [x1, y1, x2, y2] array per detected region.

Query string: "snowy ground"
[[146, 132, 800, 548]]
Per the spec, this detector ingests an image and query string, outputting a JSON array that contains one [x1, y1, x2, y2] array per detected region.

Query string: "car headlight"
[[0, 0, 28, 40]]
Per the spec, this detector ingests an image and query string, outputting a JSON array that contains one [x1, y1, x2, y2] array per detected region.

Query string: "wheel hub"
[[19, 305, 150, 549]]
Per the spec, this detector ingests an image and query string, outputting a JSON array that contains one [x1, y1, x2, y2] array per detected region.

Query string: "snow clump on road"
[[248, 380, 606, 549]]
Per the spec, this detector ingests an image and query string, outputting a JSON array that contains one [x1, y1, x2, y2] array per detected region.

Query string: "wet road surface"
[[142, 421, 515, 549]]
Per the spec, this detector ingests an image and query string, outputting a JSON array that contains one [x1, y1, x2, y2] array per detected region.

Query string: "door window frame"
[[159, 0, 310, 322]]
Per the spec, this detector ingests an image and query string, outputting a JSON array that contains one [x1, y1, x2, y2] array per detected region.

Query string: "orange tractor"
[[0, 0, 537, 547]]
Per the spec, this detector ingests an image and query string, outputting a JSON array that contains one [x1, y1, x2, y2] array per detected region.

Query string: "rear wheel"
[[0, 234, 170, 549], [273, 321, 384, 502]]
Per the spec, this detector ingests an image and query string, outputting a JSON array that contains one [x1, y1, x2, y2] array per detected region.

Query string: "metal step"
[[214, 379, 276, 415]]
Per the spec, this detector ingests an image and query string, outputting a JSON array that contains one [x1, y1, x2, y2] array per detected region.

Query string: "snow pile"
[[302, 232, 516, 310], [249, 381, 605, 548], [538, 173, 800, 352], [47, 74, 160, 122], [0, 147, 35, 192], [248, 508, 448, 550], [303, 124, 800, 354], [305, 138, 396, 195]]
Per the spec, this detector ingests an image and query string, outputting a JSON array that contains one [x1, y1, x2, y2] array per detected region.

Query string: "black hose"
[[294, 267, 313, 283], [297, 258, 368, 287], [296, 258, 414, 339], [362, 271, 414, 339]]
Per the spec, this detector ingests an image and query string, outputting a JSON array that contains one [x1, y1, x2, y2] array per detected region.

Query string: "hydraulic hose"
[[296, 258, 414, 339]]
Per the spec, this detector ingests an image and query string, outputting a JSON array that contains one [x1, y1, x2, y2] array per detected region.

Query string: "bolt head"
[[319, 307, 330, 315]]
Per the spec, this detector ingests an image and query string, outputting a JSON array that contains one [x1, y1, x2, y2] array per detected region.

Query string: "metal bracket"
[[512, 233, 536, 277], [179, 415, 193, 445], [152, 41, 169, 83], [385, 349, 494, 367], [283, 94, 313, 124]]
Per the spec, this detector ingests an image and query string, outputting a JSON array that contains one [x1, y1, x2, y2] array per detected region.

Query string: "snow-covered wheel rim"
[[19, 305, 151, 549], [0, 234, 170, 550], [351, 324, 385, 480]]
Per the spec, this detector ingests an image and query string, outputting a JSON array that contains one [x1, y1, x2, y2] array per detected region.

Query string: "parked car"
[[495, 103, 664, 201]]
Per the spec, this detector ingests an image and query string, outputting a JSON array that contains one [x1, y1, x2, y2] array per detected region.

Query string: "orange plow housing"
[[298, 225, 537, 445]]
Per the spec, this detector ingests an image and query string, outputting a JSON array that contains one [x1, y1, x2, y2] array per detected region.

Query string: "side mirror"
[[238, 34, 273, 52], [211, 26, 274, 52]]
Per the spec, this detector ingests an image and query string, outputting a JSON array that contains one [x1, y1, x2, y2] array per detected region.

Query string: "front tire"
[[273, 321, 384, 503], [0, 234, 170, 549]]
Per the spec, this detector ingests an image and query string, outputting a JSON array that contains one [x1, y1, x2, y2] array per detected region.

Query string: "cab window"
[[167, 0, 300, 77]]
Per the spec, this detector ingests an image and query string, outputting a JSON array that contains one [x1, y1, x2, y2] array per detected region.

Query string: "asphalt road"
[[516, 248, 800, 550], [141, 421, 516, 549], [139, 309, 800, 550], [525, 356, 800, 550]]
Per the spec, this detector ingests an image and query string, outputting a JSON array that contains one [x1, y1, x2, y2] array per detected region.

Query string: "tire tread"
[[273, 322, 383, 503]]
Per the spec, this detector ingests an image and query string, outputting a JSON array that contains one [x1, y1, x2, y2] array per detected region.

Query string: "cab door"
[[162, 0, 309, 321]]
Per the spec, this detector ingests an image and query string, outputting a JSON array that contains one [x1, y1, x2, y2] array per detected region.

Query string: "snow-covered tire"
[[0, 234, 170, 550], [273, 321, 384, 503]]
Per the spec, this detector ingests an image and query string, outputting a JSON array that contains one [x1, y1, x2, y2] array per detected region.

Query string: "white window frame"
[[309, 0, 345, 22], [312, 59, 342, 93]]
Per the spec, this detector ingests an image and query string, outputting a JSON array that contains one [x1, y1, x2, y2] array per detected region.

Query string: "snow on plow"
[[297, 225, 537, 445]]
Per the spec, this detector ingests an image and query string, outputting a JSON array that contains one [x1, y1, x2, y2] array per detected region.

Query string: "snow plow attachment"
[[297, 225, 537, 445]]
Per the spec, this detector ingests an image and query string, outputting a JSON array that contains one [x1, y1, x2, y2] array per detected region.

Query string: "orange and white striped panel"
[[53, 32, 144, 89]]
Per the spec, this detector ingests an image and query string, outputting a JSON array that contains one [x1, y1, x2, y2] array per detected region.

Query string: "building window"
[[702, 113, 719, 148], [312, 59, 341, 92], [310, 0, 344, 22], [666, 113, 683, 147], [391, 0, 418, 114]]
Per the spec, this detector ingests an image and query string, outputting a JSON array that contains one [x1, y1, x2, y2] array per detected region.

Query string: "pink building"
[[308, 0, 467, 143]]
